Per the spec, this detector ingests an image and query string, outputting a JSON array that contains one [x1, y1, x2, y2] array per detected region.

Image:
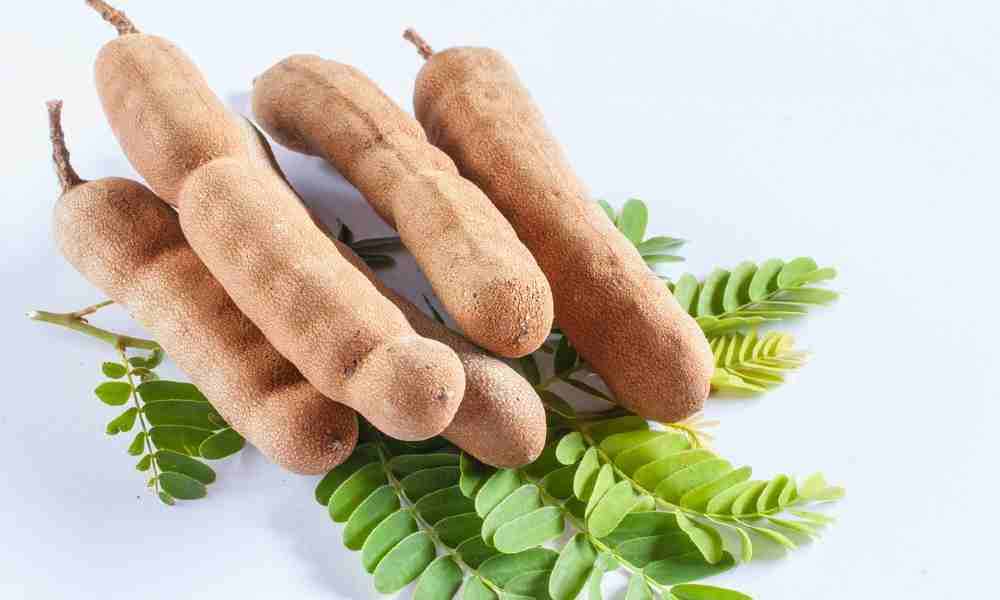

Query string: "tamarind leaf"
[[655, 459, 733, 503], [585, 416, 649, 443], [463, 577, 498, 600], [480, 548, 560, 586], [777, 257, 819, 289], [416, 485, 475, 525], [616, 533, 700, 568], [757, 475, 790, 513], [633, 449, 717, 491], [460, 453, 495, 498], [670, 584, 753, 600], [101, 362, 127, 379], [708, 332, 807, 394], [148, 425, 213, 456], [730, 481, 769, 516], [198, 428, 245, 459], [585, 553, 618, 600], [589, 480, 639, 537], [135, 454, 152, 472], [518, 355, 541, 385], [624, 573, 653, 600], [506, 570, 553, 599], [155, 450, 216, 485], [315, 443, 380, 505], [361, 510, 418, 573], [389, 453, 460, 476], [705, 480, 759, 515], [672, 274, 700, 314], [644, 551, 735, 585], [599, 430, 663, 460], [401, 466, 461, 501], [553, 336, 578, 374], [372, 531, 436, 594], [142, 400, 223, 430], [556, 432, 587, 465], [494, 506, 564, 553], [697, 269, 730, 318], [706, 517, 754, 562], [95, 381, 132, 406], [722, 262, 757, 313], [636, 236, 685, 256], [548, 533, 598, 600], [765, 516, 819, 539], [676, 514, 725, 564], [644, 254, 685, 266], [772, 287, 839, 304], [127, 431, 146, 456], [457, 537, 500, 568], [583, 465, 615, 512], [343, 485, 400, 550], [796, 472, 845, 502], [476, 470, 522, 517], [128, 348, 165, 369], [158, 471, 207, 500], [435, 512, 483, 547], [524, 438, 564, 479], [158, 491, 175, 506], [328, 462, 388, 523], [137, 381, 208, 403], [106, 407, 138, 435], [618, 198, 649, 244], [413, 555, 464, 600], [735, 519, 797, 550], [481, 484, 543, 545], [541, 466, 577, 500], [572, 448, 602, 500], [680, 467, 753, 512], [788, 509, 835, 525], [749, 260, 784, 301], [786, 267, 838, 287], [615, 433, 691, 475], [603, 511, 686, 545]]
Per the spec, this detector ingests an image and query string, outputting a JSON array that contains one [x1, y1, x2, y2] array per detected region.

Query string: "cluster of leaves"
[[313, 411, 844, 598], [95, 347, 244, 505], [708, 332, 809, 394], [597, 198, 685, 272]]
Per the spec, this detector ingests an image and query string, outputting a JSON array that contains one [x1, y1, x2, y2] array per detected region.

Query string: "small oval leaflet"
[[199, 428, 245, 459]]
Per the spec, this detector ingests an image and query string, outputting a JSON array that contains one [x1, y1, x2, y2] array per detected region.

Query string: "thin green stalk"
[[120, 346, 159, 495], [29, 302, 160, 351]]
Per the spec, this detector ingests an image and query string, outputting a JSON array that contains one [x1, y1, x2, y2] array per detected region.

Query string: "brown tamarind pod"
[[48, 100, 357, 474], [86, 1, 466, 441], [404, 31, 714, 422], [238, 115, 545, 467], [252, 54, 554, 358]]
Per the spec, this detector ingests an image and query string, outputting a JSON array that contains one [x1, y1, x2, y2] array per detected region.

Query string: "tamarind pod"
[[48, 102, 357, 474], [240, 115, 545, 467], [409, 41, 714, 422], [87, 5, 466, 441], [252, 55, 554, 358]]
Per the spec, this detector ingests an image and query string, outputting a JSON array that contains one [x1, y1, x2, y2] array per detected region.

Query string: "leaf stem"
[[29, 305, 161, 351], [119, 347, 159, 496]]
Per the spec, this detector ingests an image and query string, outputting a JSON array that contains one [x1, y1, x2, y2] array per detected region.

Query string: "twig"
[[29, 307, 161, 351], [403, 28, 434, 60], [85, 0, 139, 35], [46, 100, 83, 193]]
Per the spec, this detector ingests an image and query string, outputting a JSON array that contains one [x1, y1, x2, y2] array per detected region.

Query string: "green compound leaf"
[[315, 444, 379, 505], [361, 510, 418, 573], [143, 400, 225, 430], [644, 551, 735, 585], [343, 485, 400, 550], [476, 470, 522, 518], [709, 331, 809, 394], [106, 407, 138, 435], [480, 548, 559, 586], [671, 584, 753, 600], [416, 485, 475, 525], [127, 431, 146, 456], [572, 447, 601, 499], [137, 380, 208, 403], [372, 531, 436, 594], [413, 555, 464, 600], [668, 257, 837, 335], [548, 533, 598, 600], [587, 480, 636, 537], [328, 462, 387, 523], [389, 453, 460, 476], [482, 484, 543, 545], [458, 537, 500, 568], [95, 381, 131, 406], [506, 570, 553, 599], [148, 425, 213, 456], [436, 512, 484, 547], [158, 471, 207, 500], [155, 450, 216, 485], [401, 466, 461, 501], [556, 432, 587, 465], [460, 453, 496, 498], [617, 198, 649, 244], [101, 362, 128, 379], [198, 428, 245, 459], [493, 506, 564, 553]]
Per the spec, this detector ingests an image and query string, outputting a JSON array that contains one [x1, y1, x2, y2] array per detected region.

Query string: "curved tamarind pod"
[[406, 33, 714, 422], [252, 54, 553, 358], [48, 100, 357, 474], [87, 2, 465, 440], [239, 115, 545, 467]]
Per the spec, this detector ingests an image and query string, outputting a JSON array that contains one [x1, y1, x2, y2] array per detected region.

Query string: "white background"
[[1, 1, 995, 598]]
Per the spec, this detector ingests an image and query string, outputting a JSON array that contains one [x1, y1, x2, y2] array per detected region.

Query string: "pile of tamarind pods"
[[51, 1, 713, 474]]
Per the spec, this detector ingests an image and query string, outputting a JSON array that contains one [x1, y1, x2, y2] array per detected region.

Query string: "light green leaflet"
[[709, 331, 809, 394]]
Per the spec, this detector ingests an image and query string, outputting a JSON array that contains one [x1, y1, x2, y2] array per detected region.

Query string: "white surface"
[[1, 1, 995, 598]]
